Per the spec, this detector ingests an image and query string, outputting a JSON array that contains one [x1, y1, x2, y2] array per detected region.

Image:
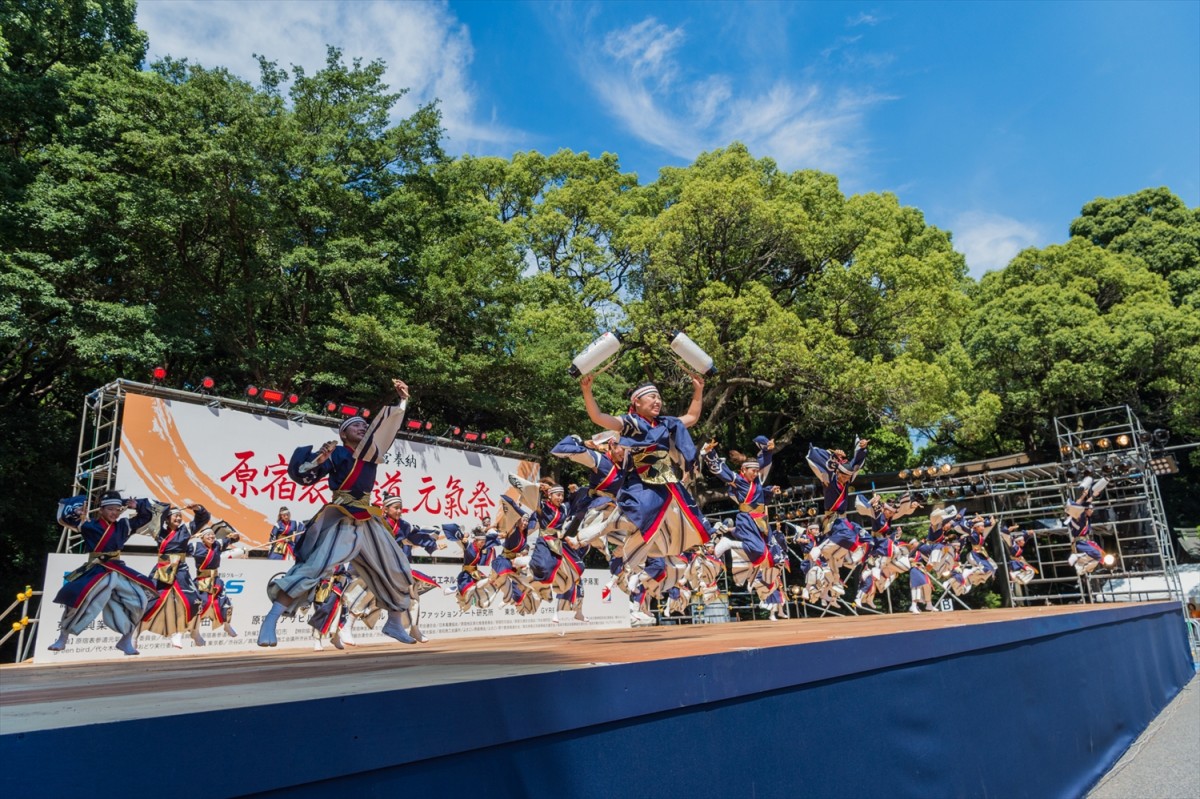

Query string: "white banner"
[[33, 554, 631, 664], [115, 392, 538, 558]]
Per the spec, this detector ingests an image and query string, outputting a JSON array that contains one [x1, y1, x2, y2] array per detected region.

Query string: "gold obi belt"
[[152, 552, 185, 584], [738, 502, 769, 534], [542, 535, 563, 556], [329, 491, 384, 521], [632, 449, 676, 485], [196, 569, 220, 594], [66, 551, 122, 582]]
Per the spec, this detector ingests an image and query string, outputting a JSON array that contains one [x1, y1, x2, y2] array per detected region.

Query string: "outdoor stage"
[[1, 602, 1193, 799]]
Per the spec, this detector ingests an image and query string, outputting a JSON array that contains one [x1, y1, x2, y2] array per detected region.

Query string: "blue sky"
[[136, 0, 1199, 278]]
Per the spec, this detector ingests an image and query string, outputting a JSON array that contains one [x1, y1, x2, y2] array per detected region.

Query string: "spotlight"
[[261, 388, 285, 404], [405, 418, 426, 432], [1079, 441, 1093, 452], [324, 401, 338, 414], [1115, 434, 1130, 447], [1097, 437, 1111, 450], [1102, 554, 1115, 567], [939, 463, 952, 475], [1152, 429, 1170, 446], [1149, 455, 1179, 476], [925, 466, 938, 478], [200, 376, 215, 391], [1060, 445, 1072, 456], [463, 431, 485, 444], [525, 439, 537, 451], [337, 404, 362, 417], [245, 385, 259, 399], [151, 366, 168, 382], [898, 469, 910, 480], [502, 436, 513, 446]]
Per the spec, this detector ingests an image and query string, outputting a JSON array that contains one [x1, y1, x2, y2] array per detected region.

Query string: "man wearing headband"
[[579, 371, 714, 578], [549, 431, 628, 603], [48, 491, 158, 655], [189, 521, 243, 643], [528, 482, 587, 624], [805, 437, 870, 595], [268, 506, 305, 561], [258, 378, 418, 647], [141, 501, 210, 649], [377, 493, 448, 643], [1065, 476, 1111, 577], [705, 437, 784, 617]]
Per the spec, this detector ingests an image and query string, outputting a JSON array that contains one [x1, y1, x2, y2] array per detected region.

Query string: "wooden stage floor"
[[0, 603, 1123, 735]]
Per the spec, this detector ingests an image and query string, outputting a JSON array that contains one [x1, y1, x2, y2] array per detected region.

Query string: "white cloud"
[[582, 16, 886, 176], [951, 211, 1043, 278], [136, 0, 522, 153]]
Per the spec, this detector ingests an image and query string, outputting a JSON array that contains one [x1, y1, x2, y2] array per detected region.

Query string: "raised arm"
[[677, 373, 705, 428], [580, 373, 623, 432]]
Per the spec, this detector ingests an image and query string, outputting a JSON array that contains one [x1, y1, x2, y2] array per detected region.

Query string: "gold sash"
[[632, 450, 676, 485]]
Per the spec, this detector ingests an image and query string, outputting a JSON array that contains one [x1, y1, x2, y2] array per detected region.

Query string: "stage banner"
[[33, 554, 629, 663], [115, 391, 538, 556]]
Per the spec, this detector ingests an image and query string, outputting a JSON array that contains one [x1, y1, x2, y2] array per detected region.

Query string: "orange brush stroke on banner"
[[120, 394, 270, 547]]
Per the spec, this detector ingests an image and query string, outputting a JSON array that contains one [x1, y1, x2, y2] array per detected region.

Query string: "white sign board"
[[33, 554, 630, 664]]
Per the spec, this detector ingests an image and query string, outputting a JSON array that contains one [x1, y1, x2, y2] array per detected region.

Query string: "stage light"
[[898, 469, 910, 480], [1097, 437, 1111, 450], [324, 401, 338, 414], [1149, 455, 1179, 476], [1115, 434, 1130, 447], [1102, 554, 1115, 567], [360, 408, 371, 419], [405, 418, 425, 431], [151, 366, 167, 382], [1079, 440, 1092, 452], [200, 376, 215, 391], [288, 393, 299, 405], [1060, 444, 1072, 456], [245, 385, 259, 399], [1152, 429, 1170, 446], [261, 388, 285, 404], [525, 439, 537, 451], [925, 466, 938, 478], [502, 436, 513, 446], [338, 404, 361, 417], [939, 463, 952, 475], [463, 431, 484, 444]]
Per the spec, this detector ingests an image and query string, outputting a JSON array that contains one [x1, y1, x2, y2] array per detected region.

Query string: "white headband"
[[100, 497, 124, 508], [340, 416, 366, 434], [382, 495, 403, 507], [630, 384, 659, 402]]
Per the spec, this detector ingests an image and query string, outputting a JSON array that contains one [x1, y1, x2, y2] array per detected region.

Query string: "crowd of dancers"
[[48, 372, 1117, 656]]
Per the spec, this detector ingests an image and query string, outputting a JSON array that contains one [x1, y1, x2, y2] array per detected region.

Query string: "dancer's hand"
[[392, 379, 409, 399], [580, 373, 594, 391]]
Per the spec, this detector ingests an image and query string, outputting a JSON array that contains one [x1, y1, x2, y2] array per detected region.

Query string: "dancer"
[[267, 507, 305, 560], [1001, 524, 1037, 586], [1066, 477, 1112, 576], [855, 494, 920, 609], [48, 491, 158, 655], [308, 564, 352, 650], [258, 378, 417, 647], [141, 502, 209, 649], [189, 521, 243, 644], [807, 438, 869, 591], [580, 372, 713, 569], [379, 493, 448, 643], [529, 483, 587, 623]]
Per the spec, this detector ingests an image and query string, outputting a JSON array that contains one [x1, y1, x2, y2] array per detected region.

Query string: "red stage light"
[[405, 418, 424, 431], [287, 393, 299, 405], [360, 408, 371, 419], [502, 436, 513, 446], [339, 404, 359, 417], [245, 385, 259, 398], [325, 401, 338, 414], [452, 426, 463, 438], [463, 431, 480, 443], [424, 421, 433, 431], [200, 376, 215, 390], [152, 366, 167, 381], [261, 388, 285, 404]]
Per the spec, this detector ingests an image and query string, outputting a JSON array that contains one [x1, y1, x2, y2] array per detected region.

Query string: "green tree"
[[1069, 187, 1200, 307]]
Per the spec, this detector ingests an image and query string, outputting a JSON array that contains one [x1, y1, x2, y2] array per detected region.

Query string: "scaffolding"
[[687, 406, 1194, 645]]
